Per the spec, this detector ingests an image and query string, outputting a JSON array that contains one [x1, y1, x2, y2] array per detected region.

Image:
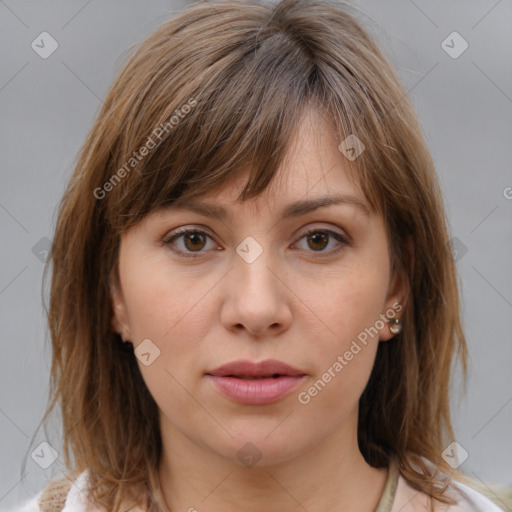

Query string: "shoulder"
[[1, 470, 96, 512], [1, 492, 43, 512], [392, 471, 507, 512], [5, 470, 148, 512], [444, 480, 508, 512]]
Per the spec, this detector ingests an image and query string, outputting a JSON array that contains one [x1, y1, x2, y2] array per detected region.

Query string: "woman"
[[14, 0, 505, 510]]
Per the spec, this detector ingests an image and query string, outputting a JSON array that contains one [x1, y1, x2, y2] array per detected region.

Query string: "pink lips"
[[205, 359, 306, 405]]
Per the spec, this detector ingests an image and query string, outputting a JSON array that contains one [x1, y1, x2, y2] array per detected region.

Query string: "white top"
[[7, 467, 506, 512]]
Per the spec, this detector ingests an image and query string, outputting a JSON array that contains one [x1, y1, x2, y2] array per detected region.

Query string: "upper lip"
[[206, 359, 306, 377]]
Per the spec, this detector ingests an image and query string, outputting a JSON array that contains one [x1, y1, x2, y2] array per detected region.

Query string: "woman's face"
[[111, 108, 407, 467]]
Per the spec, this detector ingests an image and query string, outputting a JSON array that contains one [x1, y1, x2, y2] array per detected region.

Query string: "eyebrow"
[[170, 193, 371, 220]]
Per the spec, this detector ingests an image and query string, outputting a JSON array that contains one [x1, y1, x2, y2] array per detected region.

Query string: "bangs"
[[108, 31, 316, 229], [101, 4, 381, 232]]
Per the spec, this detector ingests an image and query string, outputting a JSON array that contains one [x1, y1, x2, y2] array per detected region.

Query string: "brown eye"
[[295, 229, 349, 254], [182, 232, 207, 251], [306, 232, 329, 251], [164, 229, 218, 258]]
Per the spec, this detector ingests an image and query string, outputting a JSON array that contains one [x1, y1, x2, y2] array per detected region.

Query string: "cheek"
[[306, 264, 388, 349], [120, 253, 221, 385], [120, 259, 219, 420], [121, 251, 209, 340], [296, 265, 389, 409]]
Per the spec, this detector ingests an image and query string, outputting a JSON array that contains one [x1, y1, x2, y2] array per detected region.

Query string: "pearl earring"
[[388, 318, 402, 334]]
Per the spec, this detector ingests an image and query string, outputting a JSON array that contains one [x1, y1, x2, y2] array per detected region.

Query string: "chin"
[[208, 426, 309, 469]]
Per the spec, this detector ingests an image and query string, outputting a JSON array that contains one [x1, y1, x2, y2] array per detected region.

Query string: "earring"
[[388, 318, 402, 334]]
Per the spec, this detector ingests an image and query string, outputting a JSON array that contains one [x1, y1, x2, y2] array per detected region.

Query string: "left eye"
[[294, 229, 348, 253]]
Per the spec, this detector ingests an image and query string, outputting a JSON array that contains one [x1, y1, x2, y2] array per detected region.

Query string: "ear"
[[379, 236, 414, 342], [109, 270, 131, 341]]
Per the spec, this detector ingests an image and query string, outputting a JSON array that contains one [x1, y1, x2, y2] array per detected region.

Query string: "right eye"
[[163, 228, 221, 258]]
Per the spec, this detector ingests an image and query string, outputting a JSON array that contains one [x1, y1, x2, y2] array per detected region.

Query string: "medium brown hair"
[[26, 0, 469, 510]]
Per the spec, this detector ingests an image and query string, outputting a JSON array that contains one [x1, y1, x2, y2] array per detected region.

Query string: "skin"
[[111, 107, 409, 512]]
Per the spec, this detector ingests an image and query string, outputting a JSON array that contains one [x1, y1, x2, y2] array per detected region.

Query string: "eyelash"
[[163, 227, 350, 259]]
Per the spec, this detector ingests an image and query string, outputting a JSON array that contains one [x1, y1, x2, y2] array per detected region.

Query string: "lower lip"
[[206, 375, 305, 405]]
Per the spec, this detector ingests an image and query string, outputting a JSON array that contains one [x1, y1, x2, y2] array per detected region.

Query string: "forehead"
[[180, 108, 365, 214]]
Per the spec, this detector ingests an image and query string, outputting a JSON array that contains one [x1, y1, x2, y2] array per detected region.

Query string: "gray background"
[[1, 0, 511, 509]]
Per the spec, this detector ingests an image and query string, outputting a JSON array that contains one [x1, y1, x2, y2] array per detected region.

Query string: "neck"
[[155, 413, 388, 512]]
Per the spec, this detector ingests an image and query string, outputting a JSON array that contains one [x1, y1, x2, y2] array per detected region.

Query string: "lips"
[[205, 359, 307, 405], [206, 359, 306, 378]]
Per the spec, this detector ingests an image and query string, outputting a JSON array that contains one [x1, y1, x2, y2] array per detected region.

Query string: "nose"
[[220, 251, 293, 338]]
